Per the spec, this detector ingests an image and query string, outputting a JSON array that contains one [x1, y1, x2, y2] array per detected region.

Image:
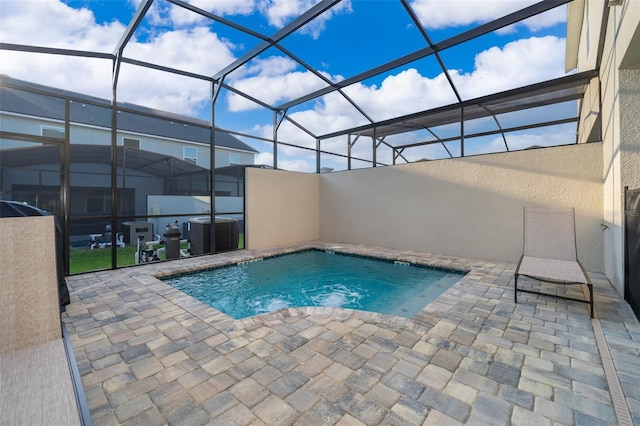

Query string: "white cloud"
[[255, 152, 274, 167], [116, 66, 212, 116], [255, 151, 314, 172], [134, 0, 255, 27], [247, 67, 458, 146], [1, 0, 569, 163], [0, 0, 124, 51], [339, 69, 458, 121], [262, 0, 312, 28], [0, 1, 236, 116], [451, 36, 566, 99], [0, 51, 113, 98], [168, 0, 257, 27], [519, 7, 566, 32], [253, 35, 567, 159], [278, 158, 315, 172], [234, 55, 298, 78], [0, 0, 120, 98], [0, 1, 349, 117], [226, 56, 332, 111], [157, 0, 352, 39], [262, 0, 352, 39], [409, 0, 564, 32], [122, 26, 236, 75], [465, 124, 576, 156]]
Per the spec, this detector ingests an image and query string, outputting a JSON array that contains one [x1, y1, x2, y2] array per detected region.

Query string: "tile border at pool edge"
[[128, 242, 488, 332], [155, 246, 470, 281]]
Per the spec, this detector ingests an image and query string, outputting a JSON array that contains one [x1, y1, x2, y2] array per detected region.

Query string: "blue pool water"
[[163, 250, 464, 319]]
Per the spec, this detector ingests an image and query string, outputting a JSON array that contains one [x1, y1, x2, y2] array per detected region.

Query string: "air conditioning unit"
[[122, 222, 154, 245]]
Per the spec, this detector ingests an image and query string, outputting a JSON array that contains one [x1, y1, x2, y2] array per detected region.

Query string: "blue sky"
[[0, 0, 571, 171]]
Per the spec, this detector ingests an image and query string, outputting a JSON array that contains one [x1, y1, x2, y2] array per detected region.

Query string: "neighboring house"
[[0, 75, 258, 237], [0, 75, 258, 169]]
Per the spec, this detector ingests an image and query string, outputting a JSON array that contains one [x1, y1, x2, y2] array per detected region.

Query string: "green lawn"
[[69, 246, 137, 274], [69, 235, 244, 274]]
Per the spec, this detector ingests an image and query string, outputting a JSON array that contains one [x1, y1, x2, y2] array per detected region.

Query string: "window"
[[41, 125, 65, 139], [184, 146, 197, 164], [123, 137, 140, 149], [229, 153, 240, 165]]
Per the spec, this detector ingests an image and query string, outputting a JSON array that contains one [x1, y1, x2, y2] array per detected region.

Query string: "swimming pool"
[[163, 250, 464, 319]]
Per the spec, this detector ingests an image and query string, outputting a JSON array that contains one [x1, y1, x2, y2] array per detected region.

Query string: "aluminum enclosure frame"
[[1, 0, 587, 167], [0, 0, 601, 269]]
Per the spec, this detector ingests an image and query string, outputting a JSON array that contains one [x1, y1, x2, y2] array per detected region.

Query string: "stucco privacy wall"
[[245, 168, 319, 249], [320, 143, 604, 272], [0, 216, 61, 354]]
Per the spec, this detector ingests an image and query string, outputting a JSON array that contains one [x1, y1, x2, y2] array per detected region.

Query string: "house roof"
[[565, 0, 585, 72], [0, 143, 209, 178], [0, 75, 258, 154]]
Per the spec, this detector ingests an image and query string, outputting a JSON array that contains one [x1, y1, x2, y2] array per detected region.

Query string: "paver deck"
[[63, 242, 640, 425]]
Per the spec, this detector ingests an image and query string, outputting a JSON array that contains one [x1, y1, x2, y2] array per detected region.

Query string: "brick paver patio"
[[63, 242, 640, 425]]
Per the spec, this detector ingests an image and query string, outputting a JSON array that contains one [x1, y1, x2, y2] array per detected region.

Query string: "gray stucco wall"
[[318, 143, 604, 272]]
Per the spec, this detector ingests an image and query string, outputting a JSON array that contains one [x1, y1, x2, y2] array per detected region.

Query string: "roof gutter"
[[565, 0, 585, 72]]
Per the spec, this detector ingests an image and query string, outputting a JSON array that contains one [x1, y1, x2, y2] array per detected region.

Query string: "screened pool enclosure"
[[0, 0, 601, 274]]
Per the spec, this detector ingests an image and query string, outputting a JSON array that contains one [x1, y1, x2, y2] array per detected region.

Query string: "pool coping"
[[96, 241, 484, 334]]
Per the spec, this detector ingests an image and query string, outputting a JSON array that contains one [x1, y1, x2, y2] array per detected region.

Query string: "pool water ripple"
[[163, 250, 463, 319]]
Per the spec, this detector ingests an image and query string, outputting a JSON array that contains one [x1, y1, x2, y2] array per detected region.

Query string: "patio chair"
[[514, 207, 594, 317]]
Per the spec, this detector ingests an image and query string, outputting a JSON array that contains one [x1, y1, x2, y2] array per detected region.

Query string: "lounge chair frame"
[[514, 207, 594, 318]]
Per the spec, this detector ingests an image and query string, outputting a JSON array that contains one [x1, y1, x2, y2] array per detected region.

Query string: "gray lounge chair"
[[514, 207, 594, 317]]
